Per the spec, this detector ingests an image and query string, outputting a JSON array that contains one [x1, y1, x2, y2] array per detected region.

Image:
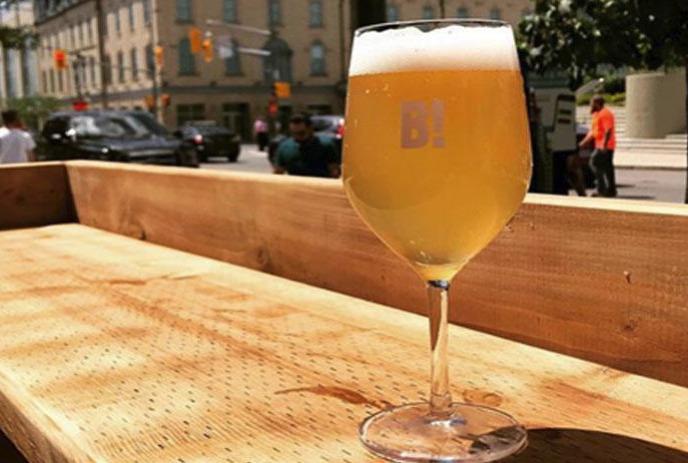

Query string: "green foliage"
[[5, 96, 62, 130], [518, 0, 645, 88], [0, 25, 37, 49], [576, 92, 625, 106], [602, 75, 625, 94], [518, 0, 688, 87]]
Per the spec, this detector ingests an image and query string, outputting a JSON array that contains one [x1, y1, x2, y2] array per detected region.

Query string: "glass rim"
[[355, 18, 511, 36]]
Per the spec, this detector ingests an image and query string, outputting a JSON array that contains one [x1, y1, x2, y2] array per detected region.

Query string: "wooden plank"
[[64, 161, 688, 387], [0, 163, 75, 230], [0, 224, 686, 462]]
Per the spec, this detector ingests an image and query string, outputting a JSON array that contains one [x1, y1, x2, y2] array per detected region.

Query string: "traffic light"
[[53, 49, 67, 70], [189, 27, 203, 53], [201, 37, 214, 63], [154, 45, 164, 69], [274, 81, 291, 99], [144, 95, 155, 110]]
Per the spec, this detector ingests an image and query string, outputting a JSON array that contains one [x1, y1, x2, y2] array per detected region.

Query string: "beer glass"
[[343, 20, 531, 462]]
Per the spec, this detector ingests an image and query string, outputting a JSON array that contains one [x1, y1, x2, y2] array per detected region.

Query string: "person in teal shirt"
[[273, 113, 340, 178]]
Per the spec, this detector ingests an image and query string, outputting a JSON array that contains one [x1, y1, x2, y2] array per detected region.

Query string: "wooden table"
[[1, 223, 687, 462]]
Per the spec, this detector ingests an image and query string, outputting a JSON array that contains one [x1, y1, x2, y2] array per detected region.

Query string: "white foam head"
[[349, 24, 519, 76]]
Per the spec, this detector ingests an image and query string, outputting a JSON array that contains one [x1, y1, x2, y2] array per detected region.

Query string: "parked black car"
[[38, 111, 198, 167], [176, 121, 241, 162]]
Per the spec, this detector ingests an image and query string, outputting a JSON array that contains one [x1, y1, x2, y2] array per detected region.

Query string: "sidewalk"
[[577, 106, 686, 170], [615, 151, 686, 170]]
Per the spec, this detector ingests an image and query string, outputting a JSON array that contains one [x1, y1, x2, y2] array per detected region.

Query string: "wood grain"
[[0, 224, 686, 462], [65, 161, 688, 387], [0, 163, 74, 230]]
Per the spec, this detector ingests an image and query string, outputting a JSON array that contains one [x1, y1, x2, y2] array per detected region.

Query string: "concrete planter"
[[626, 68, 686, 138]]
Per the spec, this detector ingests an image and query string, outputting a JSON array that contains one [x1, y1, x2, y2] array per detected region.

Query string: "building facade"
[[34, 0, 531, 137], [0, 1, 39, 102]]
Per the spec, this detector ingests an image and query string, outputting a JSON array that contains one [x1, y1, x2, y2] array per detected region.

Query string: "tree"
[[520, 0, 688, 203], [6, 96, 61, 130], [518, 0, 646, 88]]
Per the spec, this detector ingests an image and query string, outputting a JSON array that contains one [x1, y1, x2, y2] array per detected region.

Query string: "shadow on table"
[[0, 430, 26, 463], [504, 428, 688, 463]]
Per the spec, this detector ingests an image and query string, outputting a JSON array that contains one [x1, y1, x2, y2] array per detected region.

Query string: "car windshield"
[[70, 115, 152, 138], [130, 113, 169, 136], [194, 126, 231, 135]]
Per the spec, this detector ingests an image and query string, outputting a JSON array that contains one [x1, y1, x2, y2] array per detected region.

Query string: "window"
[[104, 13, 109, 36], [145, 44, 154, 74], [177, 104, 205, 126], [57, 67, 63, 92], [177, 0, 192, 21], [309, 41, 325, 76], [309, 0, 322, 27], [115, 9, 121, 34], [42, 71, 47, 93], [129, 3, 135, 30], [223, 0, 237, 23], [422, 5, 434, 19], [386, 4, 399, 21], [268, 0, 281, 26], [224, 40, 242, 75], [117, 51, 124, 82], [49, 69, 55, 93], [130, 48, 138, 81], [89, 56, 96, 87], [262, 36, 292, 82], [143, 0, 151, 24], [78, 22, 84, 45], [178, 38, 196, 75], [83, 21, 89, 44], [103, 55, 112, 84], [456, 6, 469, 18], [489, 7, 501, 19], [70, 25, 76, 48]]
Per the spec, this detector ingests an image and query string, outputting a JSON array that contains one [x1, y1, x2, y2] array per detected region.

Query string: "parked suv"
[[38, 111, 198, 167], [176, 121, 241, 162]]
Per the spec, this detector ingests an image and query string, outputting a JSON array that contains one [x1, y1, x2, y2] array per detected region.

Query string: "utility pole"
[[95, 0, 109, 108]]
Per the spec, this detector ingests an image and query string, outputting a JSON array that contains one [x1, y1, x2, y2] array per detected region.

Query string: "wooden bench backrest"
[[6, 161, 688, 387]]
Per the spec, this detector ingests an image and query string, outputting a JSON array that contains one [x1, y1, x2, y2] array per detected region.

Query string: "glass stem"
[[427, 279, 453, 417]]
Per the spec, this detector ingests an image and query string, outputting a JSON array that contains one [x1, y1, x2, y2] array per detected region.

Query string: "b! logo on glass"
[[401, 99, 445, 149]]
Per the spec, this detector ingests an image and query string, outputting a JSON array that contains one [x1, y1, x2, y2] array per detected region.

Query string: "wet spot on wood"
[[275, 385, 391, 409], [462, 389, 503, 407]]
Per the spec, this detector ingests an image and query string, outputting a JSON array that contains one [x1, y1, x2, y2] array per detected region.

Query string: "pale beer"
[[343, 27, 531, 281]]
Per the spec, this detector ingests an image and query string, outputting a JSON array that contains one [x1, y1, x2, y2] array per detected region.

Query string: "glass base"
[[359, 402, 527, 463]]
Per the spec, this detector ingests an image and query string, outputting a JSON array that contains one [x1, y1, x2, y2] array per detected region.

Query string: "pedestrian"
[[273, 113, 340, 178], [579, 95, 617, 197], [0, 110, 36, 165], [253, 116, 269, 152]]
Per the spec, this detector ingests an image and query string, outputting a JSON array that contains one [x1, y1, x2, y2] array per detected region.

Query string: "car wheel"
[[228, 144, 241, 163]]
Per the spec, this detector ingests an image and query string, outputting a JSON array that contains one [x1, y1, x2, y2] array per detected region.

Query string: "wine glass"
[[342, 19, 531, 462]]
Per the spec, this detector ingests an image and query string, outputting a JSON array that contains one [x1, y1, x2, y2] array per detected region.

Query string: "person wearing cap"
[[273, 113, 340, 178], [579, 95, 617, 197]]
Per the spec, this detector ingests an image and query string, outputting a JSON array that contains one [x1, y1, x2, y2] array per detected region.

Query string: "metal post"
[[149, 0, 159, 119], [95, 0, 109, 108]]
